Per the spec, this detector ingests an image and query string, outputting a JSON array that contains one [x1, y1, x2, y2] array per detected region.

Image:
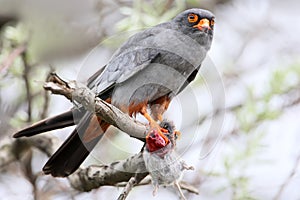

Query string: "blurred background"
[[0, 0, 300, 199]]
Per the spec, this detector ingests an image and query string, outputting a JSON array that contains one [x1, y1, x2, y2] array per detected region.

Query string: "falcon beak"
[[193, 18, 211, 31]]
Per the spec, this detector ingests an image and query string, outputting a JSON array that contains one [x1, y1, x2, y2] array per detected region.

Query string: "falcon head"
[[173, 8, 215, 47]]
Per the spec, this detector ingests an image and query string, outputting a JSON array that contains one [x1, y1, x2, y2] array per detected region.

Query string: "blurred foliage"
[[0, 22, 50, 131], [116, 0, 185, 31], [202, 61, 300, 200], [237, 63, 300, 133], [103, 0, 186, 49]]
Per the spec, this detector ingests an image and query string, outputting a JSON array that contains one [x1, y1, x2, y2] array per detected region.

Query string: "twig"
[[162, 0, 175, 13], [116, 177, 151, 187], [0, 44, 26, 75], [118, 170, 150, 200], [40, 89, 50, 119], [40, 70, 54, 119], [273, 153, 300, 200], [21, 50, 32, 122], [117, 176, 137, 200], [43, 73, 148, 140]]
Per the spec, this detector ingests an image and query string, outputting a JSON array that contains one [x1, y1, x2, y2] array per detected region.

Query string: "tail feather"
[[13, 110, 83, 138], [42, 112, 109, 177]]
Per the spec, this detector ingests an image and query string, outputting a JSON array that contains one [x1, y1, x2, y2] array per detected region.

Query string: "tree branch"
[[67, 152, 199, 196], [68, 152, 148, 192]]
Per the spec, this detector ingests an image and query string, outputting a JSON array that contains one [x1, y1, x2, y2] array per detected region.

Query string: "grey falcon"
[[13, 8, 215, 177]]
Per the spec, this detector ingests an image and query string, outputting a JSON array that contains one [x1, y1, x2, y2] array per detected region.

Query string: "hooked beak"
[[193, 18, 211, 31]]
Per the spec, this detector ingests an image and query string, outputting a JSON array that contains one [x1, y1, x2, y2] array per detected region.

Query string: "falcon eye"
[[210, 19, 215, 26], [188, 14, 198, 23]]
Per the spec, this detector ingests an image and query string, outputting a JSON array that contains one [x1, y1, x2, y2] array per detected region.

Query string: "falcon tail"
[[42, 128, 90, 177], [42, 113, 110, 177], [13, 110, 79, 138], [13, 84, 113, 177]]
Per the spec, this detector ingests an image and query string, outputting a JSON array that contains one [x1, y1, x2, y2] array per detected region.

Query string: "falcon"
[[14, 8, 215, 177]]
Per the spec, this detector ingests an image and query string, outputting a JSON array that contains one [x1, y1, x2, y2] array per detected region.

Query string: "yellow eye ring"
[[188, 14, 198, 23], [210, 19, 215, 26]]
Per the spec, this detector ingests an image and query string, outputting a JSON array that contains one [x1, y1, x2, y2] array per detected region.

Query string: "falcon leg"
[[156, 113, 163, 122], [150, 96, 171, 122], [140, 106, 157, 126], [140, 106, 168, 136]]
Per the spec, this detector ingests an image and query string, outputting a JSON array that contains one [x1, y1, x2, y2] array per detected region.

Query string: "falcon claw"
[[160, 127, 168, 133], [174, 130, 181, 139]]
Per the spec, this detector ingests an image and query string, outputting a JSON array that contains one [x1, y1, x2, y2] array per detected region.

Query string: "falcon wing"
[[87, 26, 167, 95]]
